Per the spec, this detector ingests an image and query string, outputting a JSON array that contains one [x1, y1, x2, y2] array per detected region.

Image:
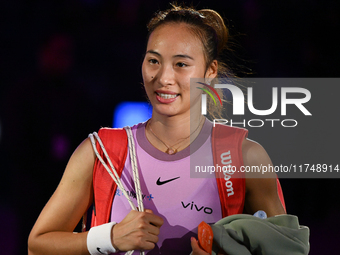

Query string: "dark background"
[[0, 0, 339, 254]]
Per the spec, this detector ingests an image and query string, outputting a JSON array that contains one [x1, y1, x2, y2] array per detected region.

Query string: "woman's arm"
[[28, 137, 164, 254], [191, 138, 286, 255], [28, 138, 95, 255], [242, 138, 286, 217]]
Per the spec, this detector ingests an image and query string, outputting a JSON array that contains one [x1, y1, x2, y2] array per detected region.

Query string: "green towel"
[[211, 214, 310, 255]]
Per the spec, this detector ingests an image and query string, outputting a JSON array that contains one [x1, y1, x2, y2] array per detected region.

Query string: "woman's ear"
[[205, 60, 218, 79]]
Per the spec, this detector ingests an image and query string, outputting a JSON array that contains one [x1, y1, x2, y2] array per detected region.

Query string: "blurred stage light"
[[113, 101, 152, 128]]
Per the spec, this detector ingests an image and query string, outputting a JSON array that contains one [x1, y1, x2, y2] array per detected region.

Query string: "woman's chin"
[[151, 104, 180, 117], [154, 109, 179, 117]]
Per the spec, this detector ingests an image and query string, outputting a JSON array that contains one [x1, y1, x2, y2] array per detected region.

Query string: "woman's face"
[[142, 23, 217, 118]]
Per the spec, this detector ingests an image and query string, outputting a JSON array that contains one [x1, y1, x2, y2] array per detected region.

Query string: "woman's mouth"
[[157, 92, 178, 99], [155, 92, 179, 103]]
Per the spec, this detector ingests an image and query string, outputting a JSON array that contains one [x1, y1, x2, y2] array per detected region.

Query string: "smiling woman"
[[143, 22, 213, 125], [28, 3, 289, 255]]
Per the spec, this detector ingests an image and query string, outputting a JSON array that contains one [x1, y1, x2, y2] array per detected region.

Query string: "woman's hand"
[[112, 209, 164, 251], [190, 237, 210, 255], [191, 237, 228, 255]]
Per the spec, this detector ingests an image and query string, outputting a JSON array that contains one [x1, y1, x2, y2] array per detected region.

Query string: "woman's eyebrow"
[[146, 50, 161, 56], [173, 54, 194, 60], [145, 51, 194, 60]]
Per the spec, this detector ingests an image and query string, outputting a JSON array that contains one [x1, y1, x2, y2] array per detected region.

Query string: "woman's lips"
[[155, 92, 179, 103]]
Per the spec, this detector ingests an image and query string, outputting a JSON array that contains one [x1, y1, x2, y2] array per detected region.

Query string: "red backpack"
[[89, 124, 285, 227]]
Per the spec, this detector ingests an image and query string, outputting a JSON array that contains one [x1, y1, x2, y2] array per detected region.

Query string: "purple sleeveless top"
[[110, 120, 222, 254]]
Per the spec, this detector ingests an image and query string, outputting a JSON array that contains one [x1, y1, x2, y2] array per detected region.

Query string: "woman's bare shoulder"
[[242, 138, 273, 168], [29, 138, 96, 240]]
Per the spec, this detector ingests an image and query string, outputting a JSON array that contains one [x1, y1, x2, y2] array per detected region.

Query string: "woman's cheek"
[[143, 66, 158, 83]]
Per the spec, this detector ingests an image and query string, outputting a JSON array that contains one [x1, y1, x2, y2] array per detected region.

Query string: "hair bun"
[[199, 9, 229, 55]]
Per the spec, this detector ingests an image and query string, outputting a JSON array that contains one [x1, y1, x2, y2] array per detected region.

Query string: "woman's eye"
[[149, 59, 159, 65], [176, 62, 187, 67]]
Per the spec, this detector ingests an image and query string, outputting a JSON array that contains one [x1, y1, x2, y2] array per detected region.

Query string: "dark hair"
[[146, 3, 232, 119], [147, 3, 231, 77]]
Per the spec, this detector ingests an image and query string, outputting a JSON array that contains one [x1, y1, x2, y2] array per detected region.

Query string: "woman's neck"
[[146, 112, 205, 154]]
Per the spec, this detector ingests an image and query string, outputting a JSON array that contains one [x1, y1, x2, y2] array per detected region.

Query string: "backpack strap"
[[212, 124, 248, 218], [212, 124, 286, 218], [277, 179, 286, 211], [91, 128, 128, 227]]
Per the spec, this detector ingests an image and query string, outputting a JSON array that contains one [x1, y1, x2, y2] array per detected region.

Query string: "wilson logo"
[[221, 150, 235, 197], [181, 201, 213, 214]]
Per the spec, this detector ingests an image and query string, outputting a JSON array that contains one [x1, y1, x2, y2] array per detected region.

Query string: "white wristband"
[[87, 222, 118, 254]]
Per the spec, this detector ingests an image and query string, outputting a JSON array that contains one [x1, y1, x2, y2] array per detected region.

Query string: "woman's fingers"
[[144, 209, 164, 228], [191, 237, 210, 255], [112, 209, 163, 251]]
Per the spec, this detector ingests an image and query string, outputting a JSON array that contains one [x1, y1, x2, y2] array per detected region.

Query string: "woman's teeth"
[[157, 93, 178, 99]]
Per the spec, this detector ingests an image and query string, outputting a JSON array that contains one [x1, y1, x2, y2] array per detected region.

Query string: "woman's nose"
[[158, 64, 175, 86]]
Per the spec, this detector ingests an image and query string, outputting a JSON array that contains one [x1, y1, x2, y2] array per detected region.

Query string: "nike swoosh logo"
[[156, 176, 180, 185], [97, 247, 104, 254]]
